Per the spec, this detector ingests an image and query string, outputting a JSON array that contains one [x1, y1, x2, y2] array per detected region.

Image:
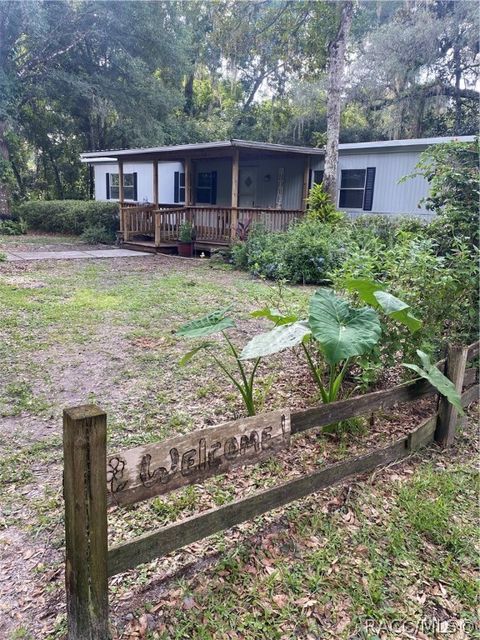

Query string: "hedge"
[[14, 200, 120, 239]]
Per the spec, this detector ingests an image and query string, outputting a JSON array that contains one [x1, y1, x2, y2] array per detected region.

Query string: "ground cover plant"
[[0, 237, 477, 639]]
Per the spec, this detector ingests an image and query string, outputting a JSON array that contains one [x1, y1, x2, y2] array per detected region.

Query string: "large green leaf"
[[374, 291, 423, 333], [250, 307, 298, 326], [403, 350, 464, 414], [176, 307, 235, 338], [308, 288, 381, 366], [343, 277, 384, 306], [240, 321, 311, 360], [344, 277, 422, 333]]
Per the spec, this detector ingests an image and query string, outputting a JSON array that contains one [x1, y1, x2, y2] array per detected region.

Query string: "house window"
[[174, 172, 185, 203], [339, 169, 366, 208], [313, 170, 324, 185], [196, 171, 217, 204], [106, 172, 137, 201], [338, 167, 376, 210]]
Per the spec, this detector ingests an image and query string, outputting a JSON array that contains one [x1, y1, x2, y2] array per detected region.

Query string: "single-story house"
[[80, 135, 474, 252]]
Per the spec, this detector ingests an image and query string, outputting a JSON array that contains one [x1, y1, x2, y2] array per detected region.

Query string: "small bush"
[[0, 218, 27, 235], [14, 200, 119, 240], [306, 182, 344, 224], [232, 220, 345, 284], [80, 225, 115, 244], [410, 139, 479, 252]]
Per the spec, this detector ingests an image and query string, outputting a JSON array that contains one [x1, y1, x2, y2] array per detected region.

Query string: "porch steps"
[[122, 241, 157, 253]]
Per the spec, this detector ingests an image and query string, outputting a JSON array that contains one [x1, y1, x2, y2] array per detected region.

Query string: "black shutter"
[[211, 171, 217, 205], [133, 172, 138, 201], [174, 171, 179, 203], [106, 173, 110, 200], [363, 167, 376, 211]]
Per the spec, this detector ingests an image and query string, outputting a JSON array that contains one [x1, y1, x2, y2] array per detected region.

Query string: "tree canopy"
[[0, 0, 478, 204]]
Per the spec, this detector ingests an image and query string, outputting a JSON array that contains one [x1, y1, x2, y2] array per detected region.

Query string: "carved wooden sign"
[[107, 410, 291, 506]]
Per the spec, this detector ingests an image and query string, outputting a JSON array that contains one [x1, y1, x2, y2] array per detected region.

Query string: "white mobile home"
[[80, 136, 474, 251]]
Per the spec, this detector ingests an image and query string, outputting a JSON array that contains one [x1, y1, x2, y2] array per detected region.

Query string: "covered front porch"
[[82, 139, 323, 252]]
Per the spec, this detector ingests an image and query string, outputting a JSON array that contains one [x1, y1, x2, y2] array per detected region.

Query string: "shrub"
[[232, 220, 345, 284], [334, 232, 479, 364], [348, 214, 425, 248], [407, 139, 479, 252], [306, 182, 344, 224], [80, 225, 115, 244], [14, 200, 119, 240], [0, 218, 27, 235]]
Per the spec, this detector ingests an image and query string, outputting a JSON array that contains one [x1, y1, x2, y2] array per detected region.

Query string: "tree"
[[323, 1, 354, 201], [347, 0, 479, 138], [0, 0, 188, 205]]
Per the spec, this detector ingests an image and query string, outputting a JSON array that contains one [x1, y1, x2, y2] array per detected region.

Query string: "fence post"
[[63, 405, 109, 639], [435, 344, 468, 447]]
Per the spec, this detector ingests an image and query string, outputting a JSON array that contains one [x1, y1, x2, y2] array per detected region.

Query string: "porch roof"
[[80, 139, 325, 163]]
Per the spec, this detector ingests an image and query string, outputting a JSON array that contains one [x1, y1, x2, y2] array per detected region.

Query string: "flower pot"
[[177, 241, 193, 258]]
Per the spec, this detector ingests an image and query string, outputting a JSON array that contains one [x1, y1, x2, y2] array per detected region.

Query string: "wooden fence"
[[63, 342, 479, 638]]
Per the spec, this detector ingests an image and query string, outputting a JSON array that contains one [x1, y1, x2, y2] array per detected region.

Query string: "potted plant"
[[177, 221, 195, 257]]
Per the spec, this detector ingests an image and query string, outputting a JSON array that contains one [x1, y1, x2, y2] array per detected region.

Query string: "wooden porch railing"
[[120, 204, 304, 246]]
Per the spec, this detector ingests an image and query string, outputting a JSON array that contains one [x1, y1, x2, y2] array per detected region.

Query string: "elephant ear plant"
[[343, 278, 423, 333], [176, 307, 261, 416], [241, 285, 463, 413], [241, 288, 382, 403]]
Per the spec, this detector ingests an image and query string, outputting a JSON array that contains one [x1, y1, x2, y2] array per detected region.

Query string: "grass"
[[150, 459, 479, 640], [0, 245, 477, 639], [0, 232, 85, 246]]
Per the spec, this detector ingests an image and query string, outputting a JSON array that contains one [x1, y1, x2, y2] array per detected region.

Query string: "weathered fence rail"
[[63, 341, 479, 638]]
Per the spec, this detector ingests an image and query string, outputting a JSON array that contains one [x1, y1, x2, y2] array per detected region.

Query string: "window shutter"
[[363, 167, 376, 211], [211, 171, 217, 205], [133, 172, 138, 201], [174, 171, 179, 203], [106, 173, 110, 200]]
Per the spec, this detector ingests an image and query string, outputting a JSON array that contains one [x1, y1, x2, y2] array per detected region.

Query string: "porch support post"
[[118, 160, 126, 240], [230, 148, 239, 242], [152, 160, 159, 207], [118, 159, 124, 204], [184, 158, 192, 206], [302, 155, 311, 212]]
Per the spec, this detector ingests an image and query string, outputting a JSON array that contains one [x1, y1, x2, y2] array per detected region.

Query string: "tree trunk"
[[323, 1, 354, 203], [47, 147, 64, 199], [184, 72, 195, 116], [0, 121, 11, 217], [453, 42, 462, 134]]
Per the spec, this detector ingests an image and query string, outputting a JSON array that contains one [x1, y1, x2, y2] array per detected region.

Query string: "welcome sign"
[[107, 409, 291, 506]]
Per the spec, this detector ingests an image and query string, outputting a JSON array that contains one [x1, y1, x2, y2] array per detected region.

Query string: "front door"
[[239, 166, 257, 207]]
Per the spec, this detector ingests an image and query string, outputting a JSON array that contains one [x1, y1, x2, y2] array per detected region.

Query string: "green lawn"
[[0, 246, 477, 640]]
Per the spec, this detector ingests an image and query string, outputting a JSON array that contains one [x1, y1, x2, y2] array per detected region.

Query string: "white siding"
[[311, 150, 432, 218], [158, 162, 184, 203], [93, 162, 183, 204]]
